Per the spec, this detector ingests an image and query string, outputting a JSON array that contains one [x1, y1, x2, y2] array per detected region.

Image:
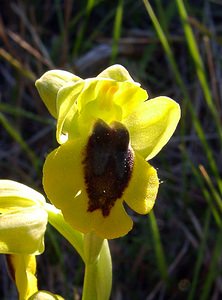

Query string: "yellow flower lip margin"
[[0, 180, 48, 255], [37, 64, 181, 239]]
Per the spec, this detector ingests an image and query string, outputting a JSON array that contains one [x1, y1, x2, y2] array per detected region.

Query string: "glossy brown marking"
[[83, 119, 134, 217]]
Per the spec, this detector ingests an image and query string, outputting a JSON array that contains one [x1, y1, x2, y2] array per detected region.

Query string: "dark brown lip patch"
[[83, 119, 134, 217]]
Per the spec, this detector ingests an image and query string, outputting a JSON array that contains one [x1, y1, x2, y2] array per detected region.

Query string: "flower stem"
[[82, 261, 98, 300], [82, 233, 112, 300]]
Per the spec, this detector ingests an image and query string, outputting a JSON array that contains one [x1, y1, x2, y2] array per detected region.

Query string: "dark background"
[[0, 0, 222, 299]]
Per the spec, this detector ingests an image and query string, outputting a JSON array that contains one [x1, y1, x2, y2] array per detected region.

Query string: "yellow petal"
[[124, 152, 159, 214], [7, 254, 38, 300], [35, 70, 81, 118], [124, 96, 181, 160], [97, 64, 135, 82], [0, 207, 47, 254], [37, 67, 148, 143], [77, 79, 121, 118], [0, 180, 47, 254], [111, 81, 148, 119], [76, 79, 147, 136], [0, 180, 46, 213], [56, 81, 84, 143], [56, 78, 123, 141]]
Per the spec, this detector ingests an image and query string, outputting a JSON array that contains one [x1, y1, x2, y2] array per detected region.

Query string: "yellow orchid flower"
[[36, 64, 180, 239], [0, 180, 48, 299], [0, 180, 47, 254]]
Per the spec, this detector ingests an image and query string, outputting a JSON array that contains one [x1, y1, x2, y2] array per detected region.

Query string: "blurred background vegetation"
[[0, 0, 222, 299]]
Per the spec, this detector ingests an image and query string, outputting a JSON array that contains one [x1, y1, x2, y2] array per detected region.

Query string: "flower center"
[[83, 119, 134, 217]]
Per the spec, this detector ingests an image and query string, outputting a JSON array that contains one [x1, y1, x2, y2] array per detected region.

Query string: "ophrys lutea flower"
[[0, 180, 48, 299], [36, 65, 180, 239]]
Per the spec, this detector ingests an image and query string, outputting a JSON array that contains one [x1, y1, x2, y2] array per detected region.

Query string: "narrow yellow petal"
[[7, 254, 38, 300], [56, 81, 84, 143], [124, 96, 181, 160]]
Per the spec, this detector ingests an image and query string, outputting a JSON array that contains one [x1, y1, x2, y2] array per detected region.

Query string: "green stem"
[[82, 261, 98, 300], [82, 233, 112, 300]]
